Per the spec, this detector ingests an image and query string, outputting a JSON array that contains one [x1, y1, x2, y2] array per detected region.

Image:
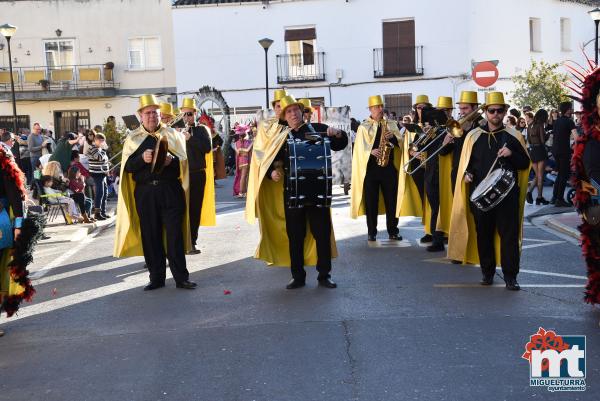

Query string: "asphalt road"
[[1, 177, 598, 401]]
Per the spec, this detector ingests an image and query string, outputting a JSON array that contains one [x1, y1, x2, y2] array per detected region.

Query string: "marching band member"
[[438, 91, 482, 259], [246, 95, 347, 289], [181, 98, 216, 255], [159, 102, 175, 125], [114, 95, 196, 290], [272, 89, 288, 123], [410, 94, 432, 243], [351, 95, 402, 242], [448, 92, 531, 290], [436, 96, 454, 119]]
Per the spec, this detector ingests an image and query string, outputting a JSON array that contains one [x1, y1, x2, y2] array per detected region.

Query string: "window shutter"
[[145, 37, 162, 68], [285, 28, 316, 42]]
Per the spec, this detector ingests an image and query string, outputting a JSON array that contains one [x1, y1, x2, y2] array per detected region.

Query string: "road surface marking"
[[434, 284, 584, 288]]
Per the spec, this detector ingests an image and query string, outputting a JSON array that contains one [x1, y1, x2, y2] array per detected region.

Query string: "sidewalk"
[[544, 211, 581, 240], [40, 201, 117, 244]]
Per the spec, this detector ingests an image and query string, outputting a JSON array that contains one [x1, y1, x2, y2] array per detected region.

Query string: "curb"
[[545, 217, 580, 240]]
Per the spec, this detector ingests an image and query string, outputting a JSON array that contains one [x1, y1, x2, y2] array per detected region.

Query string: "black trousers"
[[189, 170, 206, 246], [470, 187, 520, 279], [134, 180, 189, 284], [425, 175, 444, 244], [284, 205, 332, 281], [552, 154, 570, 202], [364, 165, 399, 237]]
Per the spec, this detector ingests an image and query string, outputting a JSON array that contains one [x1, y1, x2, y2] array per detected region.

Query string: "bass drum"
[[470, 168, 515, 212], [285, 137, 332, 208]]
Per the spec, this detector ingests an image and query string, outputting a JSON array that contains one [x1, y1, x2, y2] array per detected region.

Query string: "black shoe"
[[505, 277, 521, 291], [420, 234, 433, 243], [318, 278, 337, 288], [144, 282, 165, 291], [187, 246, 201, 255], [480, 275, 494, 286], [555, 200, 571, 208], [388, 234, 403, 241], [286, 278, 305, 289], [426, 242, 445, 252], [100, 212, 110, 219], [41, 234, 51, 240], [526, 191, 533, 204], [451, 259, 462, 264], [550, 197, 556, 205], [536, 197, 550, 205], [94, 213, 107, 221], [176, 280, 197, 289], [367, 235, 377, 242]]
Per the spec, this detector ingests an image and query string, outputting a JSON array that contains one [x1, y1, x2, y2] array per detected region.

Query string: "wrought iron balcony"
[[373, 46, 424, 78], [0, 63, 118, 100], [276, 52, 326, 84]]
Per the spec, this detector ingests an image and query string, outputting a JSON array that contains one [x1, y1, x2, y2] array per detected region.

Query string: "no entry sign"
[[472, 61, 499, 88]]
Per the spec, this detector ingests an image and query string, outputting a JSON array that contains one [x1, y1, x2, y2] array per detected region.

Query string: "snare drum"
[[285, 137, 332, 208], [470, 168, 515, 212]]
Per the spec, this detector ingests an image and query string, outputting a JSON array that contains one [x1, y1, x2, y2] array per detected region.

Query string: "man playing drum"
[[447, 92, 531, 290]]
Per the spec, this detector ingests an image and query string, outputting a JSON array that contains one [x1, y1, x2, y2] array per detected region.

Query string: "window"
[[529, 18, 542, 52], [128, 37, 162, 70], [561, 18, 571, 51], [384, 93, 413, 118], [285, 27, 316, 67], [44, 39, 75, 68]]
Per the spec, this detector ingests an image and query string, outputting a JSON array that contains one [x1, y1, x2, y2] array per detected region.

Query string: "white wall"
[[173, 0, 595, 120]]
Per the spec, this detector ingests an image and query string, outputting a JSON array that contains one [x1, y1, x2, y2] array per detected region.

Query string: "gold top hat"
[[484, 91, 509, 108], [298, 98, 315, 112], [159, 102, 174, 117], [368, 95, 384, 108], [413, 94, 431, 107], [180, 97, 198, 111], [272, 89, 288, 107], [436, 96, 454, 110], [457, 91, 479, 105], [137, 94, 160, 112], [173, 107, 181, 115], [279, 95, 303, 115]]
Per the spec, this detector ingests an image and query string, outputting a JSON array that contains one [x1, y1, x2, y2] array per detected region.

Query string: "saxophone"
[[376, 119, 394, 167]]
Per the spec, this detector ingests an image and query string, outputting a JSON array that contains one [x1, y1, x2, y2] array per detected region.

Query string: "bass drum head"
[[470, 169, 503, 201]]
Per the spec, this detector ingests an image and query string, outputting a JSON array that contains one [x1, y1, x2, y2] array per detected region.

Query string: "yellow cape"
[[0, 207, 24, 301], [245, 121, 337, 267], [447, 126, 531, 264], [113, 124, 193, 258], [198, 124, 216, 227], [350, 118, 402, 218]]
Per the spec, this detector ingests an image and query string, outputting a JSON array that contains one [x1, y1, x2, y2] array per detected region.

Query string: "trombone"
[[403, 105, 484, 175]]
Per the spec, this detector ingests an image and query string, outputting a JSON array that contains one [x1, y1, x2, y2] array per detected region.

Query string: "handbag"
[[0, 208, 14, 250]]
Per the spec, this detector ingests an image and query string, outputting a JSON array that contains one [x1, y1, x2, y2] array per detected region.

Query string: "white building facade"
[[0, 0, 177, 135], [172, 0, 598, 120]]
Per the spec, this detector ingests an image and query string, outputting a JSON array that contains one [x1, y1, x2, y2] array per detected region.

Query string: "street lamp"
[[0, 24, 18, 135], [589, 8, 600, 65], [258, 38, 274, 110]]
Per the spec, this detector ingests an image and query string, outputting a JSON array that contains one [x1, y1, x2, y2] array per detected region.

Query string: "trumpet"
[[167, 112, 186, 128]]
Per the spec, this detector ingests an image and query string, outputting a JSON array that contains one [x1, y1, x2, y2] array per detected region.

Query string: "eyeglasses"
[[184, 112, 194, 117], [487, 108, 505, 115]]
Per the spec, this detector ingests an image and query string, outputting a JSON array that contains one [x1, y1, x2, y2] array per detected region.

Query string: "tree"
[[510, 60, 570, 111], [102, 119, 126, 160]]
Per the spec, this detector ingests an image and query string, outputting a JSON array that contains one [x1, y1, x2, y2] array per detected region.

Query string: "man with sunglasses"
[[181, 98, 212, 255], [448, 92, 531, 291]]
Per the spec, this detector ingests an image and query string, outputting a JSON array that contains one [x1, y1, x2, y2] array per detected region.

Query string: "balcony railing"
[[276, 52, 326, 84], [0, 64, 118, 92], [373, 46, 424, 78]]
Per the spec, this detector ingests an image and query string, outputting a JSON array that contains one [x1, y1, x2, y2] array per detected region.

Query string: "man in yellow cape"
[[113, 94, 198, 291], [351, 95, 404, 241], [447, 92, 531, 290], [246, 95, 346, 289], [181, 98, 217, 255]]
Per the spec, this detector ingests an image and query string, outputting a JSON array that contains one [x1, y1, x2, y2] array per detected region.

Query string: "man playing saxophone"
[[351, 95, 402, 241]]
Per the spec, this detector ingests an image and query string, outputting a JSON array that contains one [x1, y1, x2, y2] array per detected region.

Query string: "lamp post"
[[258, 38, 274, 110], [0, 24, 18, 135], [589, 8, 600, 65]]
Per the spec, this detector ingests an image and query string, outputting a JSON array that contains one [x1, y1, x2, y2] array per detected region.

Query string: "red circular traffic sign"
[[472, 61, 499, 88]]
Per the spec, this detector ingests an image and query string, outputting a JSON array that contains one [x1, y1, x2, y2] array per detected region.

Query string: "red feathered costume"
[[569, 65, 600, 304]]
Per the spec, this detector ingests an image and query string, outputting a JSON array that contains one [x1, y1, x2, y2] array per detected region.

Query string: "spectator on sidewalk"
[[42, 160, 69, 191], [17, 129, 32, 185], [41, 128, 56, 156], [28, 123, 44, 173], [50, 132, 80, 173], [1, 130, 15, 156], [552, 101, 577, 207], [87, 133, 110, 220], [67, 166, 94, 223], [526, 109, 550, 205], [41, 175, 83, 223]]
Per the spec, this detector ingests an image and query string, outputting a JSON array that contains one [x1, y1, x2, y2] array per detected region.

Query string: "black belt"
[[139, 179, 178, 186]]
